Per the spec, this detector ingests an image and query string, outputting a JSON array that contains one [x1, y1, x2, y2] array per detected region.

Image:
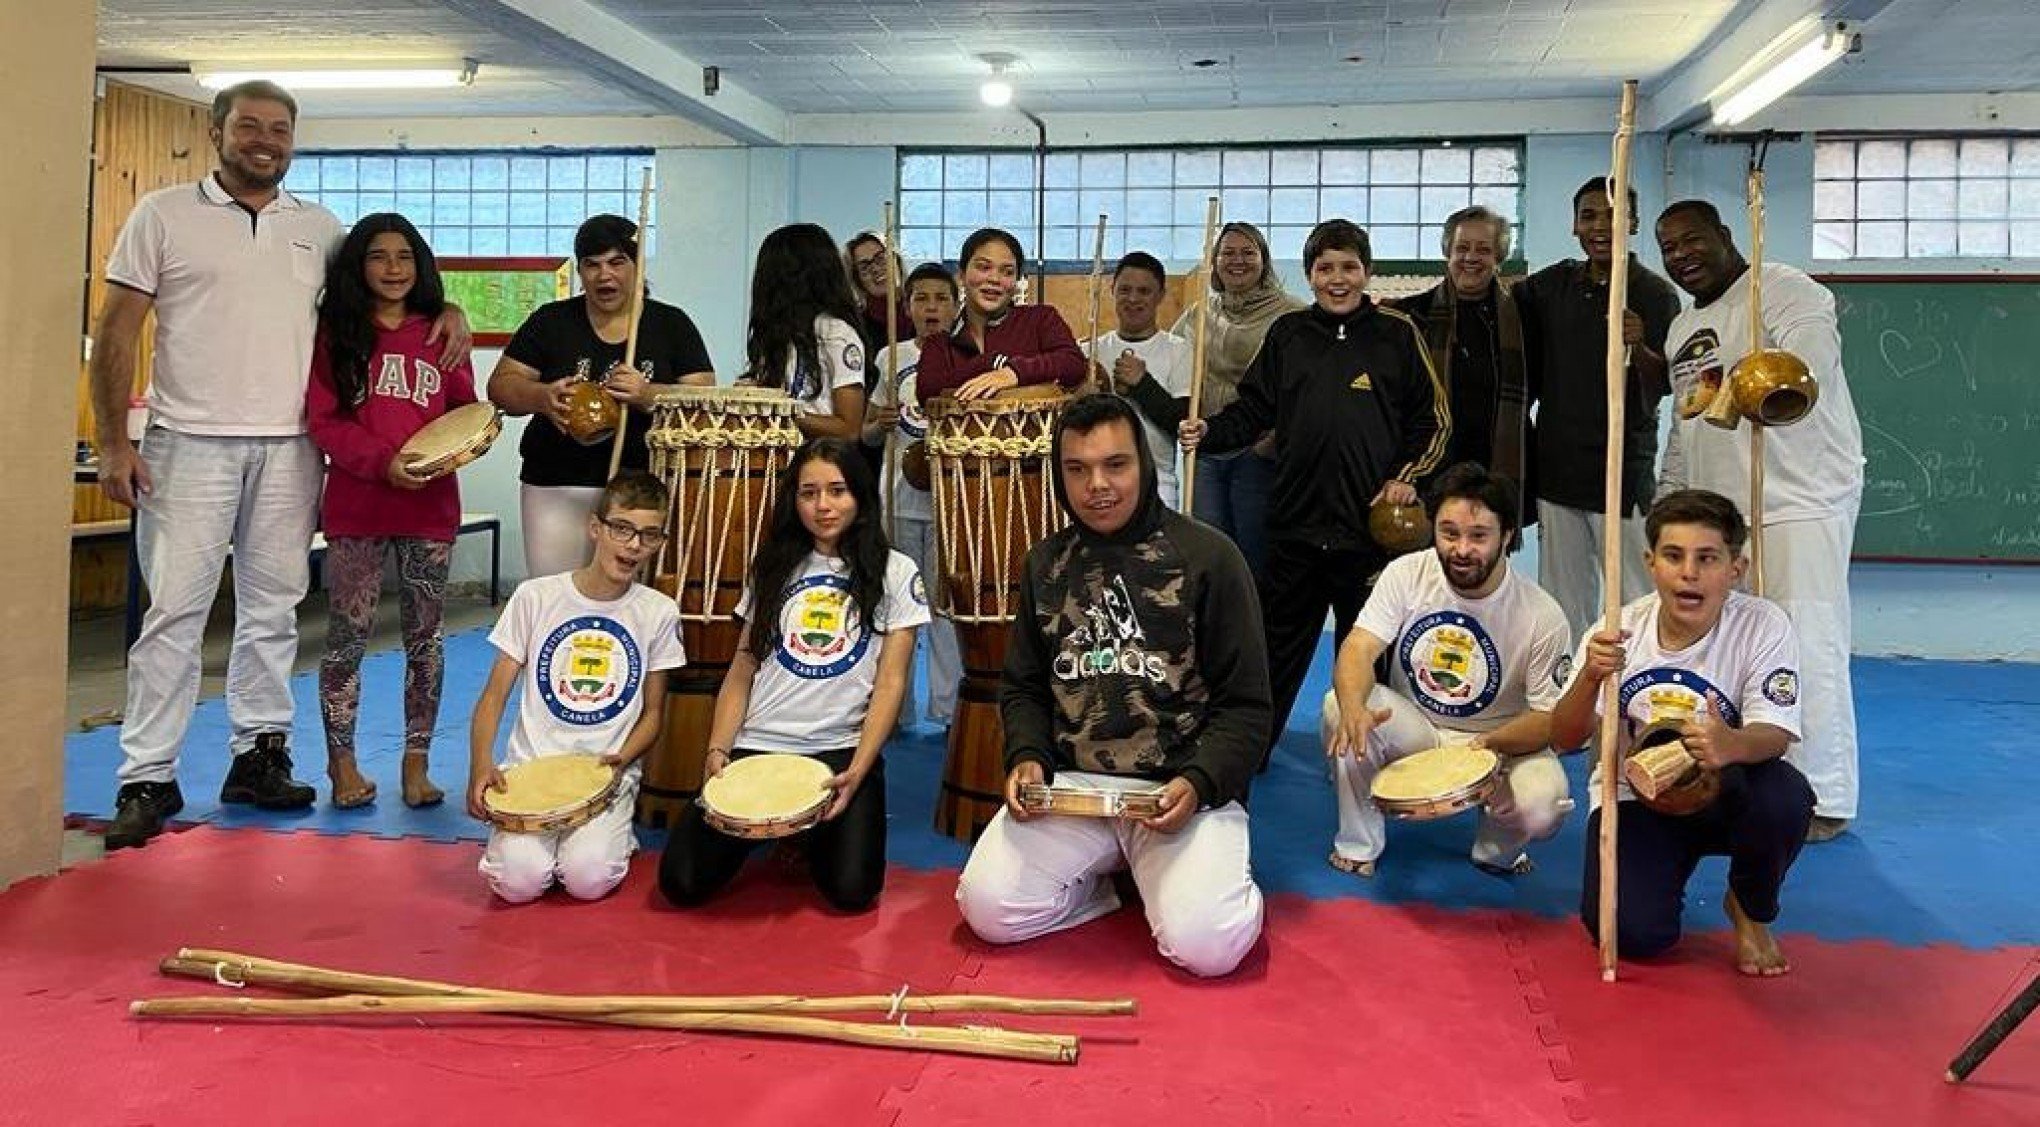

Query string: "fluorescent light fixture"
[[1710, 22, 1853, 127], [194, 61, 477, 91]]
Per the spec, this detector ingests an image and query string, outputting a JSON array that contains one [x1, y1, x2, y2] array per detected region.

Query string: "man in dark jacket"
[[1182, 219, 1450, 762], [956, 393, 1270, 977]]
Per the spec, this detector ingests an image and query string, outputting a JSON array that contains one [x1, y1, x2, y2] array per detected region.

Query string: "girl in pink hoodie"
[[307, 213, 476, 809]]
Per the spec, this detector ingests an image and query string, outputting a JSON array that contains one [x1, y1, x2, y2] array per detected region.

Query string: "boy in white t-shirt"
[[467, 473, 686, 903], [1321, 463, 1574, 878], [863, 262, 963, 725], [1552, 488, 1815, 977], [1086, 252, 1193, 508]]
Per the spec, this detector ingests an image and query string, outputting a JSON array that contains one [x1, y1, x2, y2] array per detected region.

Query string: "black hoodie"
[[998, 397, 1273, 808]]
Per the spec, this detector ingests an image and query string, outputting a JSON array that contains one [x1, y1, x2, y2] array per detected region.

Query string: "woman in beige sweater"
[[1171, 221, 1307, 574]]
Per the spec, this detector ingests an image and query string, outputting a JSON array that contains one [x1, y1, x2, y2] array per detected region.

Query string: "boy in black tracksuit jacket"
[[1191, 220, 1450, 761]]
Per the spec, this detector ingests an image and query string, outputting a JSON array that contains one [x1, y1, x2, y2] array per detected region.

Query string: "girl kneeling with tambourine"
[[658, 437, 927, 912]]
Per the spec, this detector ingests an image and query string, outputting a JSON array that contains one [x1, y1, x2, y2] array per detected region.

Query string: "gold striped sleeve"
[[1378, 305, 1451, 482]]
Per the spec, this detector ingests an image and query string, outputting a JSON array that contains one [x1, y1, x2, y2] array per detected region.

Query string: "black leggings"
[[658, 749, 886, 912], [1580, 757, 1815, 958]]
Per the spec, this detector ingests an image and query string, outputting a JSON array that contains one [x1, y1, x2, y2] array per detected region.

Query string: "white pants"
[[479, 775, 638, 903], [955, 772, 1264, 978], [1537, 500, 1651, 639], [120, 429, 323, 784], [1320, 687, 1572, 867], [519, 484, 602, 580], [890, 512, 959, 724], [1763, 513, 1859, 819]]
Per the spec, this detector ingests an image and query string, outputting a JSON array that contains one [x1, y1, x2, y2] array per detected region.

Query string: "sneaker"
[[220, 733, 316, 810], [105, 780, 185, 851]]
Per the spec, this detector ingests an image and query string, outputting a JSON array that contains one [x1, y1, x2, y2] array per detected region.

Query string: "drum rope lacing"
[[648, 405, 799, 624]]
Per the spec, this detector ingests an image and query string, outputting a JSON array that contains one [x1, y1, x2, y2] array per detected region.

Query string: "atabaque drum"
[[925, 384, 1068, 842], [635, 386, 803, 829]]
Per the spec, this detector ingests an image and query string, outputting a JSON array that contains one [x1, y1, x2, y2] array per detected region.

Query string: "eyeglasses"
[[598, 518, 668, 548], [853, 255, 889, 275]]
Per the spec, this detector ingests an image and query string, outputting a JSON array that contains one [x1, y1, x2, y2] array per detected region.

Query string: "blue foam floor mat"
[[66, 629, 2039, 949]]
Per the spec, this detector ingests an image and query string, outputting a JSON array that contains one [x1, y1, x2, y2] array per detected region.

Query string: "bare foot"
[[1327, 851, 1376, 878], [329, 755, 376, 809], [1725, 890, 1790, 977], [401, 754, 445, 809]]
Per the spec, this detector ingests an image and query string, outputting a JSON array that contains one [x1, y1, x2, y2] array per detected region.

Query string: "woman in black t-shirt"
[[488, 215, 715, 577]]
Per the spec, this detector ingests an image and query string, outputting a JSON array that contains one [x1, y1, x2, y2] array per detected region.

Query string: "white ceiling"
[[93, 0, 2039, 123]]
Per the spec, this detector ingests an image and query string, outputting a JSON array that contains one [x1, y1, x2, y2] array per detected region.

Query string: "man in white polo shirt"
[[89, 80, 467, 849]]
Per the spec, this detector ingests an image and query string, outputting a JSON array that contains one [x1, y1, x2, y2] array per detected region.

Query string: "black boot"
[[105, 780, 185, 851], [220, 732, 316, 810]]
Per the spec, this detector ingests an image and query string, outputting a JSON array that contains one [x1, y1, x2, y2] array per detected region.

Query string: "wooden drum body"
[[927, 386, 1067, 842], [637, 387, 802, 829]]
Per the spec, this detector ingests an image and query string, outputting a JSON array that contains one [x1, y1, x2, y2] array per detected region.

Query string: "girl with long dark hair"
[[305, 213, 473, 810], [744, 223, 867, 440], [658, 438, 927, 911], [913, 226, 1086, 402]]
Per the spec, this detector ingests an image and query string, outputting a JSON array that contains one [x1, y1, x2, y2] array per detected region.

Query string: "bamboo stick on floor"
[[134, 990, 1079, 1064], [145, 950, 1128, 1065], [160, 952, 1134, 1016]]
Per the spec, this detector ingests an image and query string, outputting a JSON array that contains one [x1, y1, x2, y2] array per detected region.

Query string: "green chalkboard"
[[439, 257, 569, 346], [1823, 276, 2040, 562]]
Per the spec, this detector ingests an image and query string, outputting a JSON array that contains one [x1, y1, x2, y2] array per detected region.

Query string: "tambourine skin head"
[[1729, 349, 1818, 427], [1368, 499, 1432, 555], [561, 381, 621, 445]]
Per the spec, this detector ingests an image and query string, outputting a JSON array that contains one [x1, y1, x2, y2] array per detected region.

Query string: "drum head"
[[701, 753, 833, 834], [403, 403, 499, 471], [484, 754, 615, 826], [1372, 745, 1499, 805]]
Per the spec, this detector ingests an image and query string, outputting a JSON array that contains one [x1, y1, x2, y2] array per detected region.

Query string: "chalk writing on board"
[[1859, 421, 1928, 519]]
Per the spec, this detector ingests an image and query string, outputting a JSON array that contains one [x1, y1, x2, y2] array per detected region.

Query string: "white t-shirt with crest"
[[1353, 550, 1573, 735], [488, 573, 687, 777], [1561, 589, 1802, 807], [734, 550, 931, 753]]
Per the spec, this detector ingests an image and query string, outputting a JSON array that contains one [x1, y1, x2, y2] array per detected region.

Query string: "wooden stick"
[[1180, 196, 1221, 516], [882, 200, 901, 544], [1597, 79, 1640, 984], [1745, 168, 1769, 595], [135, 990, 1078, 1064], [1946, 965, 2040, 1082], [160, 953, 1133, 1016], [1084, 212, 1109, 392], [606, 165, 656, 481]]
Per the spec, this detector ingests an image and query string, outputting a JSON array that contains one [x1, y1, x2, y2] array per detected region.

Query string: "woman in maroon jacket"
[[306, 213, 477, 810], [914, 228, 1086, 403]]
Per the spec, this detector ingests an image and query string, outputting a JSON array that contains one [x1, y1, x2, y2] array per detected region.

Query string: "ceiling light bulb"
[[980, 78, 1014, 107]]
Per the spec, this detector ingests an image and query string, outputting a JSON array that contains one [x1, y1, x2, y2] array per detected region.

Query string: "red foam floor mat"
[[1, 829, 2034, 1126]]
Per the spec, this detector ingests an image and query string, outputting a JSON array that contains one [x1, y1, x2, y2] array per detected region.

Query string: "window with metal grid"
[[1812, 135, 2040, 260], [896, 142, 1523, 267], [287, 150, 657, 258]]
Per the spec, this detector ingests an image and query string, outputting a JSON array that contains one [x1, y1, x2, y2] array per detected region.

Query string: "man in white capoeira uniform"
[[1657, 199, 1863, 842], [956, 394, 1269, 977], [1322, 461, 1575, 877]]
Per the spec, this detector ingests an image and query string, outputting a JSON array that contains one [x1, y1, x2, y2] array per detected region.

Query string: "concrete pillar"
[[0, 1, 94, 886]]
